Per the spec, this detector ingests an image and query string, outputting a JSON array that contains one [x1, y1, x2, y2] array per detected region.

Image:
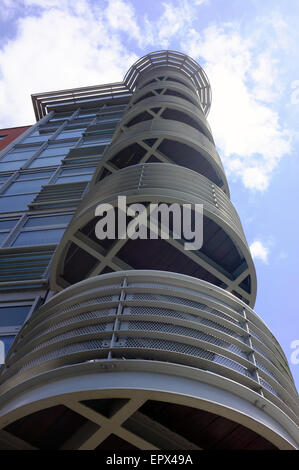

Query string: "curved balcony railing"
[[0, 271, 298, 446], [91, 119, 228, 194], [131, 80, 202, 108], [124, 50, 212, 115], [117, 94, 213, 142], [91, 51, 227, 194], [135, 68, 200, 96], [50, 163, 256, 306]]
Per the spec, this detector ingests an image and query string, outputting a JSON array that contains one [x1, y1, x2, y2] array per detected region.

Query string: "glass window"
[[65, 122, 88, 131], [4, 178, 48, 195], [0, 175, 9, 183], [0, 335, 15, 356], [0, 194, 34, 212], [0, 176, 11, 191], [28, 156, 64, 168], [1, 147, 38, 162], [0, 219, 19, 246], [24, 214, 73, 227], [68, 144, 107, 156], [59, 166, 97, 176], [21, 134, 50, 144], [0, 232, 9, 245], [0, 305, 31, 327], [50, 112, 73, 121], [0, 219, 18, 230], [0, 135, 7, 141], [56, 130, 82, 140], [68, 117, 91, 125], [40, 143, 74, 157], [0, 161, 27, 171], [12, 228, 65, 246], [1, 153, 28, 163], [30, 125, 58, 136], [17, 171, 54, 180], [55, 174, 93, 184]]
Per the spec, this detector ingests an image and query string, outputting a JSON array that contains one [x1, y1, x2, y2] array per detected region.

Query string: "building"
[[0, 50, 298, 450], [0, 126, 31, 153]]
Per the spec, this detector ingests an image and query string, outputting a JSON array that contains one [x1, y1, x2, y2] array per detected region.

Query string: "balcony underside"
[[0, 381, 285, 450]]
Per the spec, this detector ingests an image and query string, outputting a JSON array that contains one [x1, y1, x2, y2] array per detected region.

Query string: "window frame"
[[0, 295, 42, 361], [0, 296, 41, 334], [8, 212, 74, 248], [0, 217, 20, 247]]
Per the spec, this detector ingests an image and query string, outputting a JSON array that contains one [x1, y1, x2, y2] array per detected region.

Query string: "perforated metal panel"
[[124, 305, 200, 322], [259, 378, 280, 398], [31, 323, 110, 353], [121, 337, 215, 360], [15, 338, 110, 375], [213, 355, 251, 377], [126, 292, 240, 326], [59, 295, 117, 313], [0, 271, 298, 427]]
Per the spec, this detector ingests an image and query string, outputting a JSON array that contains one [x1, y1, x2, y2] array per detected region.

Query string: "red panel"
[[0, 126, 31, 151]]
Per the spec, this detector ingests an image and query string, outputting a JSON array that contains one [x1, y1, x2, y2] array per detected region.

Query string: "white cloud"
[[251, 52, 280, 103], [156, 1, 193, 48], [250, 240, 270, 263], [258, 13, 291, 52], [193, 0, 209, 5], [0, 0, 138, 127], [0, 1, 295, 194], [105, 0, 142, 45], [183, 24, 292, 191], [0, 0, 207, 127]]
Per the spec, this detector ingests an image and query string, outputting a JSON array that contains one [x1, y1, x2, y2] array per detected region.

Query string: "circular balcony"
[[118, 94, 213, 143], [124, 50, 212, 116], [91, 118, 229, 194], [135, 68, 200, 96], [0, 272, 298, 449], [131, 80, 202, 108], [51, 163, 255, 305]]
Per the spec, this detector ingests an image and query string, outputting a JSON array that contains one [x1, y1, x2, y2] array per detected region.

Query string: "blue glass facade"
[[0, 101, 129, 354]]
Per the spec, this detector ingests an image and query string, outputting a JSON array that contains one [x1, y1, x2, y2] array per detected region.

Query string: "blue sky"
[[0, 0, 298, 388]]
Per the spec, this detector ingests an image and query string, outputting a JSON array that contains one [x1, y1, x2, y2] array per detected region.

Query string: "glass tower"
[[0, 51, 298, 450]]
